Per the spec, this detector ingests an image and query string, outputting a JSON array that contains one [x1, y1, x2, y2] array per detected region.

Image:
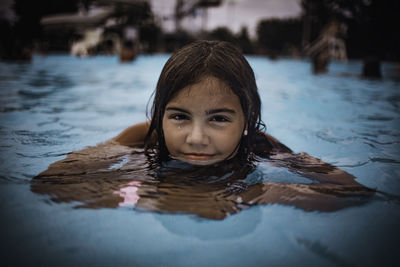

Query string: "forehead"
[[169, 76, 236, 103]]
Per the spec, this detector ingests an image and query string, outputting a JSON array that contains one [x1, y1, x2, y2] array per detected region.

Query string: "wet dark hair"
[[145, 40, 265, 161]]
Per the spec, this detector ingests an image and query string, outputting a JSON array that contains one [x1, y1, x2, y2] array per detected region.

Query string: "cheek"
[[162, 118, 182, 152], [213, 128, 243, 153]]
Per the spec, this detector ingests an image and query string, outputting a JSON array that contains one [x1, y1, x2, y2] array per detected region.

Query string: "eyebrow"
[[206, 108, 236, 115], [165, 107, 236, 115], [165, 107, 190, 114]]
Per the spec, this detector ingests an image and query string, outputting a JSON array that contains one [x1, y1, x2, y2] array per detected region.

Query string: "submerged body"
[[33, 120, 372, 220], [32, 40, 373, 219]]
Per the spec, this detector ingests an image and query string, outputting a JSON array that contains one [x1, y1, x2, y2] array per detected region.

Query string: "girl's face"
[[162, 76, 246, 166]]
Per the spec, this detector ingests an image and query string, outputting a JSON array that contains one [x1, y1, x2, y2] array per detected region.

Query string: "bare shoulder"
[[113, 121, 151, 146]]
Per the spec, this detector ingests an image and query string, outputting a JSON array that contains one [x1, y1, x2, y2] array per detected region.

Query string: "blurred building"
[[40, 0, 152, 60]]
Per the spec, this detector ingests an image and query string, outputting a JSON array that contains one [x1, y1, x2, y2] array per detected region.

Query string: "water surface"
[[1, 54, 399, 266]]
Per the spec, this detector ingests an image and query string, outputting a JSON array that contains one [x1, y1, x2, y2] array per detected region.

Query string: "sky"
[[150, 0, 303, 38]]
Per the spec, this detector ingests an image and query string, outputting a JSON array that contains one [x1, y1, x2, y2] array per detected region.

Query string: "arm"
[[241, 131, 372, 211], [238, 181, 373, 213], [269, 152, 361, 186], [259, 131, 360, 186], [113, 121, 151, 146]]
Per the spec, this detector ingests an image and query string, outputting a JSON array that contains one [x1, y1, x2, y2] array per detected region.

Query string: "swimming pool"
[[1, 54, 399, 266]]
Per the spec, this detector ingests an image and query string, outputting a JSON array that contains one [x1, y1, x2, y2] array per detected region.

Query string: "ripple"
[[387, 94, 400, 108], [16, 151, 68, 159], [12, 129, 75, 146], [370, 157, 400, 164], [18, 88, 55, 98], [359, 114, 395, 121], [337, 161, 369, 168], [296, 238, 355, 267], [0, 174, 31, 184], [108, 155, 130, 170], [37, 117, 60, 127], [0, 106, 31, 113], [315, 131, 358, 144], [361, 137, 400, 145]]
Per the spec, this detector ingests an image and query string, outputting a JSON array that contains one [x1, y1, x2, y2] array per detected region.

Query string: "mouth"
[[182, 153, 215, 160], [172, 153, 221, 166]]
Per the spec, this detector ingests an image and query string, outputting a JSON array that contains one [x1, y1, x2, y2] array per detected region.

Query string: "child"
[[34, 40, 372, 219], [115, 40, 292, 163], [113, 40, 357, 183]]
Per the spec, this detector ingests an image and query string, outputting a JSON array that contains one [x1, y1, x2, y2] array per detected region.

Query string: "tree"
[[257, 18, 302, 56], [13, 0, 82, 44], [204, 26, 255, 55], [207, 27, 236, 44], [236, 27, 253, 54], [139, 21, 162, 53]]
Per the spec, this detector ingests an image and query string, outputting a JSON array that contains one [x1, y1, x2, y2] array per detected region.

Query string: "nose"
[[186, 122, 209, 147]]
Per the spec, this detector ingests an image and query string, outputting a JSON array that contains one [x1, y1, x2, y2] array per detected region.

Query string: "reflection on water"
[[32, 141, 374, 220]]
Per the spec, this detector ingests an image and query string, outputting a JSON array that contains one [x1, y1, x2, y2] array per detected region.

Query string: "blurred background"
[[1, 2, 400, 266], [1, 0, 399, 76]]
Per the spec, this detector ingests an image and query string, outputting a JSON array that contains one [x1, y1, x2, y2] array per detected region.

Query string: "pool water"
[[1, 54, 399, 266]]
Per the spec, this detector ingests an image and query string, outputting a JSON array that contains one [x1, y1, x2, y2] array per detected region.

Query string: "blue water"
[[1, 54, 399, 266]]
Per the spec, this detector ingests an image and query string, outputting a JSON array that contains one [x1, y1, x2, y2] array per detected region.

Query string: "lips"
[[182, 153, 215, 160]]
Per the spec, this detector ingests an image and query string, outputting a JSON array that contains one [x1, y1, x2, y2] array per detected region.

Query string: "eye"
[[210, 115, 231, 123], [169, 114, 189, 121]]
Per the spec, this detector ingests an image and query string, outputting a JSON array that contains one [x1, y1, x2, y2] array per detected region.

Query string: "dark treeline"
[[1, 0, 82, 60], [1, 0, 399, 63], [160, 19, 301, 57], [256, 18, 302, 57]]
